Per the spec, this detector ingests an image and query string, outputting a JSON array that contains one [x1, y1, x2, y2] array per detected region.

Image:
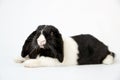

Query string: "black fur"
[[21, 25, 115, 65], [72, 34, 114, 64], [21, 25, 64, 62]]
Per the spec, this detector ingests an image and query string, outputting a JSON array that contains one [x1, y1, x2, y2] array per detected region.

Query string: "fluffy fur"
[[15, 25, 115, 67]]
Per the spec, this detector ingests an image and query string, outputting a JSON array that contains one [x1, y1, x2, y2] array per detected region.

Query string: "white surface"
[[0, 0, 120, 80]]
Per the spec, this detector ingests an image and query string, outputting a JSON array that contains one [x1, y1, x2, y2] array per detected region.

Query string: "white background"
[[0, 0, 120, 80]]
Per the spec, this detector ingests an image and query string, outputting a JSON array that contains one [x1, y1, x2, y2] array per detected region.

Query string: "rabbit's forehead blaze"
[[38, 26, 51, 37]]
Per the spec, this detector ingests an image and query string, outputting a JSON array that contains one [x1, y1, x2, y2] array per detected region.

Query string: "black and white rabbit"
[[15, 25, 115, 67]]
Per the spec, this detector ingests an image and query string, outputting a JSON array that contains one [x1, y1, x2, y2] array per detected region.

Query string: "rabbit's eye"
[[51, 32, 54, 36]]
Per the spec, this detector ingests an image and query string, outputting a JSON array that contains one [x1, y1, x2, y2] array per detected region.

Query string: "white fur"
[[62, 36, 79, 66], [38, 56, 61, 66], [37, 33, 46, 48], [24, 56, 61, 67], [15, 55, 29, 63], [24, 59, 41, 68], [23, 36, 79, 67], [102, 54, 114, 64]]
